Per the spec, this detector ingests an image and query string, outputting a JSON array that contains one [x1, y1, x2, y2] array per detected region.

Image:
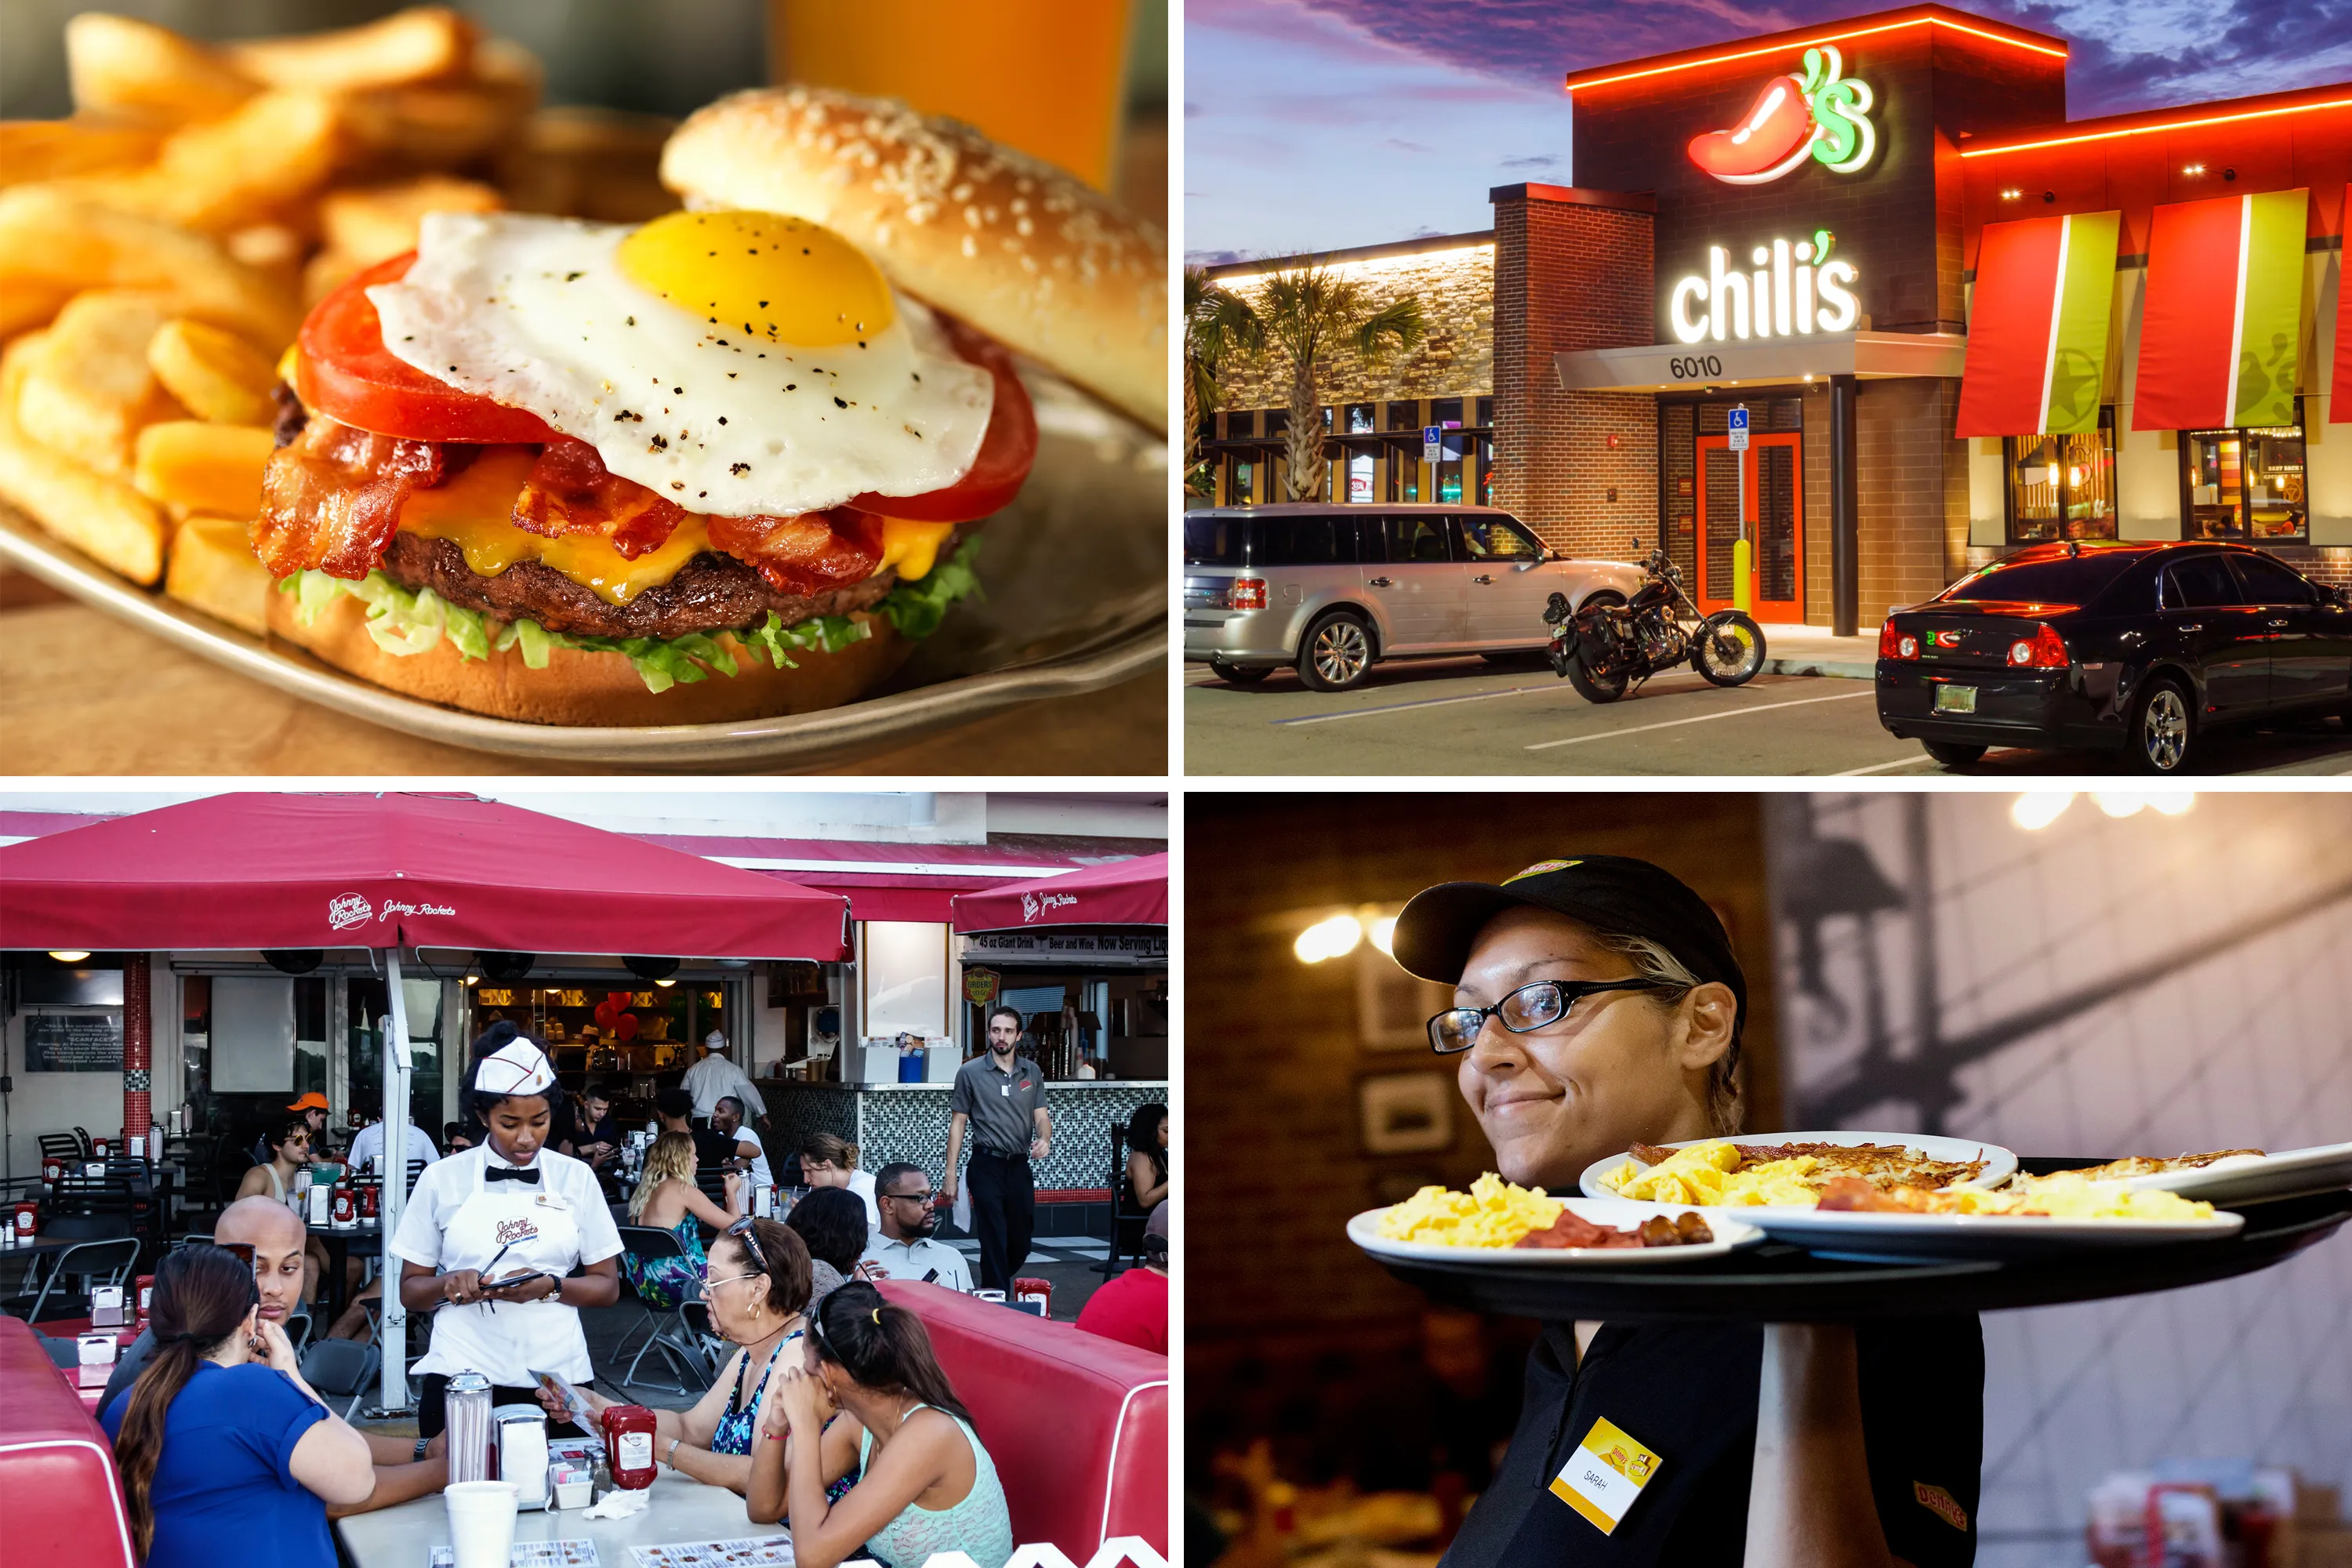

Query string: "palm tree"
[[1254, 258, 1426, 502], [1184, 267, 1261, 497]]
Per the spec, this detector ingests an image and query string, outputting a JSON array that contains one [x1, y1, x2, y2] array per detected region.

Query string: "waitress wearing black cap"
[[1390, 855, 1981, 1568]]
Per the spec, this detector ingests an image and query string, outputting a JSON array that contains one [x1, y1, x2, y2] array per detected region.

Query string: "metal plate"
[[0, 368, 1168, 769], [1933, 684, 1978, 713]]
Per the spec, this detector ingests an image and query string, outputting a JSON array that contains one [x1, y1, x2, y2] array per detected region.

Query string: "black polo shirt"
[[1441, 1317, 1983, 1567]]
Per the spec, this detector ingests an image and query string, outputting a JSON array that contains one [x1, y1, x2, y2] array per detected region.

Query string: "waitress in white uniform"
[[393, 1034, 623, 1437]]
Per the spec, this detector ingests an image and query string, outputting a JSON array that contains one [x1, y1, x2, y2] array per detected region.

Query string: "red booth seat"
[[0, 1316, 137, 1567], [877, 1279, 1167, 1560]]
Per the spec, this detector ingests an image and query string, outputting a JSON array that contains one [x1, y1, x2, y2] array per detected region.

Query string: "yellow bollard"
[[1733, 537, 1753, 614]]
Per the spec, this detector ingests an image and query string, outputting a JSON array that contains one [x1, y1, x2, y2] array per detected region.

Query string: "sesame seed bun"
[[659, 86, 1166, 434]]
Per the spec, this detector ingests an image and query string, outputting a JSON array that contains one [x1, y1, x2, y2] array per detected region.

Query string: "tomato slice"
[[296, 255, 1036, 521], [849, 314, 1037, 523]]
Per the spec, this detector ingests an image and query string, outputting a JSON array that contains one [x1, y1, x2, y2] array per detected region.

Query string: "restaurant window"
[[1345, 403, 1376, 434], [1385, 400, 1421, 431], [863, 922, 949, 1038], [1225, 409, 1254, 437], [1437, 457, 1465, 503], [1388, 449, 1421, 503], [1228, 458, 1255, 505], [181, 973, 212, 1122], [2182, 401, 2307, 542], [350, 975, 442, 1135], [1430, 397, 1464, 428], [1345, 450, 1375, 504], [1265, 408, 1288, 437], [1477, 436, 1495, 506], [1475, 396, 1494, 429], [2005, 409, 2118, 543]]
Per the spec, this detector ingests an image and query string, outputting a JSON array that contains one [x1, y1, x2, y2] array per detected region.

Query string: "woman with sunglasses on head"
[[391, 1031, 624, 1439], [104, 1244, 377, 1566], [747, 1282, 1014, 1568], [621, 1131, 737, 1310], [1392, 856, 1982, 1568]]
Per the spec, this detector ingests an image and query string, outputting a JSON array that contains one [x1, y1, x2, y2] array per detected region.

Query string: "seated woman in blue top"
[[104, 1243, 377, 1567], [622, 1130, 735, 1310], [747, 1283, 1014, 1568]]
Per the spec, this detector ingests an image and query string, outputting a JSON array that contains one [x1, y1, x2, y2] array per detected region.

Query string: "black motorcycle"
[[1545, 545, 1766, 702]]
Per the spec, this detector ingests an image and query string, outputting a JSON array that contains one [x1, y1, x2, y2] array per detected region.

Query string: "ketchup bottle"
[[601, 1404, 658, 1490]]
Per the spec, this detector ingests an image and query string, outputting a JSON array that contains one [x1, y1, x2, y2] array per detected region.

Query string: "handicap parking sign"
[[1727, 405, 1750, 450]]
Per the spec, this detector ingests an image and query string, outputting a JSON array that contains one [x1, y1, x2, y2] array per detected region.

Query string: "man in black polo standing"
[[942, 1005, 1052, 1294]]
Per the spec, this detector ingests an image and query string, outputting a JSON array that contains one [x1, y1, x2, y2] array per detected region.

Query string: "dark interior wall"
[[1184, 793, 1778, 1349]]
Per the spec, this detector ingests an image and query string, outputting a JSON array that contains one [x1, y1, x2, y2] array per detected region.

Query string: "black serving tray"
[[1366, 1158, 2352, 1323]]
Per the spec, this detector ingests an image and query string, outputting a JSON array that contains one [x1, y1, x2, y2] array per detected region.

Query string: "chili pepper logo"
[[1688, 46, 1877, 186]]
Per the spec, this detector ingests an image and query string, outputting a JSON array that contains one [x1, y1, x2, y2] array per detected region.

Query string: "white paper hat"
[[475, 1037, 557, 1098], [703, 1030, 725, 1048]]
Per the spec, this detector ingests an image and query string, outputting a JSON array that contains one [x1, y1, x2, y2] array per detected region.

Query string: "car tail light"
[[1229, 577, 1268, 611], [1878, 622, 1918, 660], [2009, 623, 2068, 668]]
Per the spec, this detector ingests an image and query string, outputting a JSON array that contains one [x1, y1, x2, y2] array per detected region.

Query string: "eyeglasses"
[[883, 1189, 934, 1205], [703, 1269, 760, 1291], [1427, 978, 1671, 1054], [724, 1217, 767, 1270]]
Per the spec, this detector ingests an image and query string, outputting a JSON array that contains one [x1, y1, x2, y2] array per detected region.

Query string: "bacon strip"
[[706, 508, 887, 597], [254, 417, 451, 580], [511, 438, 686, 561]]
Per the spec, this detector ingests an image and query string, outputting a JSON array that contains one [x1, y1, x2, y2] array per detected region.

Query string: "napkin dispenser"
[[89, 1284, 129, 1329]]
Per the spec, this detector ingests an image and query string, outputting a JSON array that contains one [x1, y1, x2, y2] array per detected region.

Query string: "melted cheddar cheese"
[[392, 445, 945, 607]]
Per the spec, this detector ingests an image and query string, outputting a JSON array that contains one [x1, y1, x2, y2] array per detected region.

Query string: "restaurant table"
[[336, 1465, 775, 1566], [307, 1219, 383, 1324], [1366, 1161, 2352, 1322]]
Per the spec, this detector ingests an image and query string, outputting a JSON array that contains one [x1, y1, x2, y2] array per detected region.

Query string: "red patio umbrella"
[[950, 852, 1168, 931]]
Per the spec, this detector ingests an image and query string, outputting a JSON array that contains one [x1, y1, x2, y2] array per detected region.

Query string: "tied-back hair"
[[811, 1282, 971, 1423], [630, 1131, 696, 1221], [1127, 1102, 1169, 1182], [1588, 927, 1744, 1134], [114, 1246, 261, 1559], [803, 1131, 859, 1171], [720, 1217, 812, 1319], [786, 1185, 869, 1273]]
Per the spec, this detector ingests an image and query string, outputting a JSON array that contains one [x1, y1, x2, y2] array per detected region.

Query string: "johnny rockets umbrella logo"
[[1688, 45, 1876, 186]]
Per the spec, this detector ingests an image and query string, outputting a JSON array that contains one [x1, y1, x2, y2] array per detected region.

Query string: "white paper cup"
[[445, 1480, 520, 1568]]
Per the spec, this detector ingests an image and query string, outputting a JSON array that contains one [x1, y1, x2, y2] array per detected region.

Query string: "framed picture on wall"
[[1356, 944, 1449, 1051], [1358, 1071, 1456, 1156]]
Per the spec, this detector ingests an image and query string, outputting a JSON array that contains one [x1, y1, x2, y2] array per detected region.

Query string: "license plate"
[[1934, 685, 1978, 714]]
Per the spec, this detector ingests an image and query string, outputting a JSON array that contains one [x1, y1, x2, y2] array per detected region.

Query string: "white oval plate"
[[2101, 1140, 2352, 1205], [1577, 1130, 2018, 1201], [1348, 1196, 1765, 1268], [1714, 1204, 2243, 1263]]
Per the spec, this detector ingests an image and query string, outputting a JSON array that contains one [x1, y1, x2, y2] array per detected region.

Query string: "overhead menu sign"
[[25, 1011, 124, 1073], [960, 932, 1170, 965]]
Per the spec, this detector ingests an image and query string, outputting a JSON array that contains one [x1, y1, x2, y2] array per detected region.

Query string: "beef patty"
[[377, 530, 923, 640]]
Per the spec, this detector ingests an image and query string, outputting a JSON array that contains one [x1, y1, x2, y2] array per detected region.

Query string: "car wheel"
[[2125, 677, 2196, 774], [1208, 659, 1272, 685], [1297, 611, 1374, 692], [1922, 740, 1987, 768], [1565, 652, 1628, 704]]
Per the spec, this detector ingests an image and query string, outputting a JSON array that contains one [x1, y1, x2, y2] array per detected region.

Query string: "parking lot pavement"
[[1185, 658, 2352, 777]]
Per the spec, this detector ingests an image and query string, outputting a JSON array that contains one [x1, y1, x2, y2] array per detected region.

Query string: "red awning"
[[0, 793, 851, 958], [951, 853, 1168, 932]]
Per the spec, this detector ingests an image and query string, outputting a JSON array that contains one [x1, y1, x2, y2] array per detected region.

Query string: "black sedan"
[[1875, 541, 2352, 773]]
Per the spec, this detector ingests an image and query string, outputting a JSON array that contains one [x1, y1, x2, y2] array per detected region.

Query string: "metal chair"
[[612, 1225, 714, 1394], [38, 1133, 85, 1169], [3, 1236, 140, 1325], [298, 1337, 381, 1419]]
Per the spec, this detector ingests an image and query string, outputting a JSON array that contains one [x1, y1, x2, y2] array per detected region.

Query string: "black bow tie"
[[486, 1166, 541, 1185]]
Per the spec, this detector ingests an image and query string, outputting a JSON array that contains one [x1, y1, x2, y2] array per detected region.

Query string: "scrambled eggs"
[[1936, 1174, 2216, 1221], [1377, 1173, 1564, 1247], [1605, 1141, 1824, 1207], [1604, 1142, 2217, 1220]]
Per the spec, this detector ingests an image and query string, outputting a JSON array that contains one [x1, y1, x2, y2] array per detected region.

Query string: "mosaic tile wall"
[[755, 1081, 1168, 1193], [1765, 792, 2352, 1568]]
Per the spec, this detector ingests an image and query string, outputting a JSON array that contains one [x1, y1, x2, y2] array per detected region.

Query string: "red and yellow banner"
[[1957, 211, 2122, 437], [2332, 250, 2350, 422], [2134, 189, 2310, 431]]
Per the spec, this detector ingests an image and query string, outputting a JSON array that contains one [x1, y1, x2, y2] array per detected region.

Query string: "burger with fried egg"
[[254, 87, 1167, 726]]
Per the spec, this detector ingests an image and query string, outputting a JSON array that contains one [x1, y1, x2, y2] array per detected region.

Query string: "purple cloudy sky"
[[1185, 0, 2352, 262]]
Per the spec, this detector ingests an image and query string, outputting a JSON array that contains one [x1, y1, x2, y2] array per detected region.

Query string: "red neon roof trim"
[[1562, 5, 2066, 93], [1960, 87, 2352, 157]]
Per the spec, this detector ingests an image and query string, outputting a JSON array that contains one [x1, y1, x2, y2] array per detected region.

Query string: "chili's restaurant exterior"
[[1197, 3, 2352, 634]]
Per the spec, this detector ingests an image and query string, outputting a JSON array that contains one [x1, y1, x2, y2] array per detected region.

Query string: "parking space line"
[[1269, 684, 1557, 727], [1834, 757, 1931, 775], [1523, 689, 1876, 750]]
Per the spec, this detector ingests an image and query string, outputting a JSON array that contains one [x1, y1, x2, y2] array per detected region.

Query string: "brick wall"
[[1492, 187, 1660, 553], [1853, 376, 1973, 619], [1182, 793, 1781, 1346]]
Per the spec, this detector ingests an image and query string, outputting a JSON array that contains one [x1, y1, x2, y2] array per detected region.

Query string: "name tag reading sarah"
[[1549, 1417, 1662, 1536]]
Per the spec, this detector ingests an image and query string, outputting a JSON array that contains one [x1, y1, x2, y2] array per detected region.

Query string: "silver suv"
[[1183, 503, 1647, 691]]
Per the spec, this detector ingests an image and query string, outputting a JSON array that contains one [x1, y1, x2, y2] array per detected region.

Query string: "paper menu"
[[628, 1538, 795, 1566], [427, 1544, 600, 1566]]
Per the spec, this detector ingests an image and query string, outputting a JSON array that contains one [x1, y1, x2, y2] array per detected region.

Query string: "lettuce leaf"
[[274, 539, 982, 694]]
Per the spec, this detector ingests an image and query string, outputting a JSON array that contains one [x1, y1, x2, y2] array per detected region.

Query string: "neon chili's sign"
[[1688, 46, 1877, 184], [1668, 228, 1860, 343]]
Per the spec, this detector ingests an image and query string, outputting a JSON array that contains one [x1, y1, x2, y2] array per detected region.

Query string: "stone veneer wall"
[[1208, 243, 1494, 412]]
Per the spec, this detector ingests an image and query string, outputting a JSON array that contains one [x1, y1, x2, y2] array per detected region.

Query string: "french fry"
[[164, 514, 273, 635], [319, 175, 499, 267], [16, 291, 184, 477], [0, 119, 164, 189], [147, 319, 278, 426], [49, 89, 343, 234], [132, 421, 274, 517], [0, 331, 168, 586], [336, 75, 536, 166], [64, 14, 259, 128], [0, 280, 74, 341], [0, 187, 299, 348], [223, 7, 477, 93]]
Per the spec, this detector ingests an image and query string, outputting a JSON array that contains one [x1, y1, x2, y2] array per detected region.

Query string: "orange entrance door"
[[1695, 432, 1803, 621]]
